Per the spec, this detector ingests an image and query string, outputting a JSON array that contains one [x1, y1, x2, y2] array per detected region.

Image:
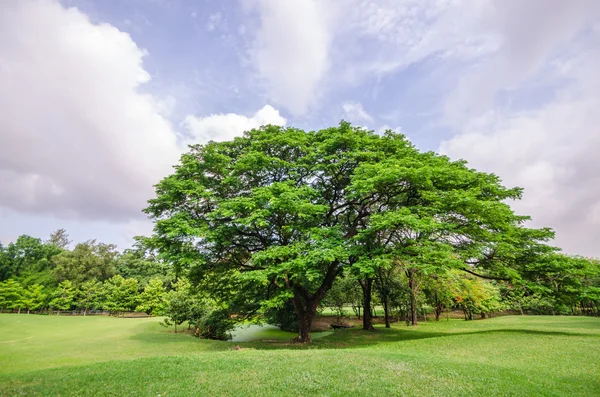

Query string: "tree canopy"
[[145, 122, 557, 342]]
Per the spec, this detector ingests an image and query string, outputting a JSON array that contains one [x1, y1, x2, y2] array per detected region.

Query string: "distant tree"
[[0, 279, 24, 313], [0, 243, 10, 282], [102, 275, 139, 316], [323, 276, 360, 325], [374, 264, 406, 327], [136, 277, 166, 315], [1, 235, 61, 283], [50, 280, 76, 315], [423, 272, 456, 321], [190, 302, 234, 340], [116, 238, 171, 286], [46, 229, 71, 249], [52, 240, 117, 285], [0, 281, 5, 312], [451, 276, 502, 320], [77, 280, 103, 315], [161, 278, 192, 333], [23, 284, 47, 314]]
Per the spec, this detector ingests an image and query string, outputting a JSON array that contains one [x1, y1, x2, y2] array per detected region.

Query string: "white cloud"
[[183, 104, 286, 143], [378, 125, 402, 135], [242, 0, 496, 114], [440, 42, 600, 256], [206, 12, 222, 32], [242, 0, 598, 119], [438, 1, 600, 257], [342, 101, 373, 123], [442, 0, 600, 124], [0, 0, 182, 221], [246, 0, 333, 115]]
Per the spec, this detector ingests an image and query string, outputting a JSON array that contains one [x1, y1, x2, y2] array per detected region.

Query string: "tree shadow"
[[239, 326, 600, 351]]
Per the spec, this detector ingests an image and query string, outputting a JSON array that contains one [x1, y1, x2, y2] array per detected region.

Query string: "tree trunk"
[[375, 269, 391, 328], [433, 291, 441, 321], [297, 311, 313, 343], [27, 308, 30, 314], [83, 308, 87, 316], [359, 278, 374, 330], [383, 296, 390, 328], [174, 324, 177, 333], [18, 307, 21, 314], [287, 262, 340, 343], [408, 268, 418, 326], [291, 294, 317, 343]]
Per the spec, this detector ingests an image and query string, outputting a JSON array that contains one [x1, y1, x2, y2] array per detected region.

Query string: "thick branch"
[[459, 267, 510, 281]]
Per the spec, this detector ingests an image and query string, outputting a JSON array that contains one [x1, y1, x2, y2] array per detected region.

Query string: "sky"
[[0, 0, 599, 256]]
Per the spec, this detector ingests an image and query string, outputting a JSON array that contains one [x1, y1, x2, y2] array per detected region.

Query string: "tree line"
[[0, 231, 170, 315], [0, 230, 238, 340]]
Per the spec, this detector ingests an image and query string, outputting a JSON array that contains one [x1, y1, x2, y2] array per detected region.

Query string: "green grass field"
[[1, 314, 599, 396]]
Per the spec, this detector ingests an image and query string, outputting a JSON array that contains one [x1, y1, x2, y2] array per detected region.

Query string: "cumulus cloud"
[[443, 0, 600, 124], [183, 105, 286, 143], [342, 101, 373, 123], [336, 0, 495, 77], [440, 14, 600, 256], [0, 0, 182, 221], [243, 0, 497, 114], [246, 0, 333, 115]]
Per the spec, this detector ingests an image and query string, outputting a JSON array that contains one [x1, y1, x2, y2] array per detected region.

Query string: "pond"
[[229, 324, 333, 342]]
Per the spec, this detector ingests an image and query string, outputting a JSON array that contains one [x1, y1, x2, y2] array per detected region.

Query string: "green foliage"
[[0, 279, 25, 311], [160, 279, 234, 339], [323, 276, 360, 323], [116, 237, 172, 286], [190, 303, 234, 341], [451, 275, 503, 320], [0, 235, 61, 284], [263, 300, 299, 332], [135, 277, 166, 315], [77, 280, 103, 314], [23, 284, 47, 313], [422, 272, 456, 320], [46, 228, 71, 249], [102, 275, 139, 316], [161, 278, 192, 332], [52, 240, 117, 285], [145, 122, 560, 341], [50, 280, 76, 313]]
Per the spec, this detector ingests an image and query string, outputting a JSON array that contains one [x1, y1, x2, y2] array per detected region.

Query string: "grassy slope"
[[1, 315, 599, 396]]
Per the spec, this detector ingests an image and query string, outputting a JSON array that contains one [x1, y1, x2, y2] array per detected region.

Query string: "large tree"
[[146, 123, 418, 341], [145, 122, 548, 342]]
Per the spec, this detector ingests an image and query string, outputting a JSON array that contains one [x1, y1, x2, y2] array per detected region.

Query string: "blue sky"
[[1, 0, 599, 256]]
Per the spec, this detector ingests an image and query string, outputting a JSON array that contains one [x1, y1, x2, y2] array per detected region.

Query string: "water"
[[229, 324, 333, 342]]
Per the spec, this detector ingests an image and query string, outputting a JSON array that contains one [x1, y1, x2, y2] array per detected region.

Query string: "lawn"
[[1, 314, 599, 396]]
